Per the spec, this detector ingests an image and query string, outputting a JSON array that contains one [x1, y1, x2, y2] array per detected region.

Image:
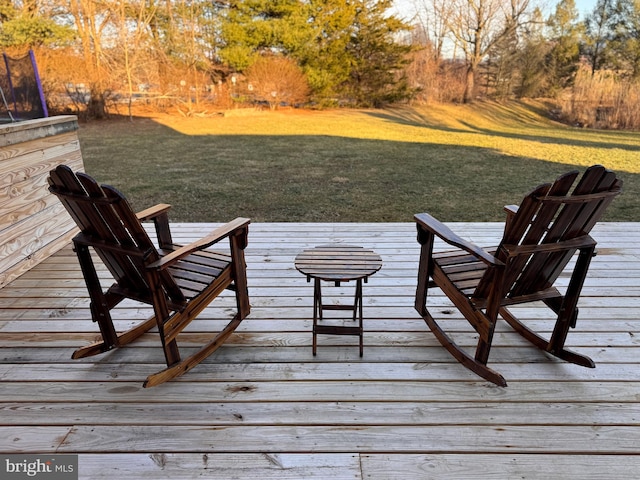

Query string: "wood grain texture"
[[0, 116, 81, 288], [0, 221, 638, 479]]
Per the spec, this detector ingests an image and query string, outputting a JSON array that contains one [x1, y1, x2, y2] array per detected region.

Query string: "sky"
[[392, 0, 599, 20], [576, 0, 598, 14], [549, 0, 598, 15]]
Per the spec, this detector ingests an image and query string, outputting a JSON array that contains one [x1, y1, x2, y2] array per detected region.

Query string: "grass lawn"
[[77, 100, 639, 223]]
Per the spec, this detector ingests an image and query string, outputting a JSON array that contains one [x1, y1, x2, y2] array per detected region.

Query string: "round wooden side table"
[[294, 244, 382, 356]]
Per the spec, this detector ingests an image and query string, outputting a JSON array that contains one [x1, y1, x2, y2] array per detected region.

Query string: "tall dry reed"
[[561, 66, 640, 129]]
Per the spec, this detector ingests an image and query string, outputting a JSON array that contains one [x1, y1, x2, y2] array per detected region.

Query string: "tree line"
[[1, 0, 639, 128]]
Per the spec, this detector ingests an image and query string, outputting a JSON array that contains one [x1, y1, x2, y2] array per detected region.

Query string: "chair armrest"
[[504, 204, 518, 217], [502, 234, 597, 257], [137, 204, 173, 247], [415, 213, 502, 266], [136, 204, 172, 222], [148, 217, 250, 270]]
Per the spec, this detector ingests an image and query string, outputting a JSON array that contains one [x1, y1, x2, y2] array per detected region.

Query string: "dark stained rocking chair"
[[48, 165, 251, 387], [414, 165, 622, 386]]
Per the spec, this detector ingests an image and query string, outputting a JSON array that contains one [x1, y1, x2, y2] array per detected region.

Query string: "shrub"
[[244, 56, 310, 109]]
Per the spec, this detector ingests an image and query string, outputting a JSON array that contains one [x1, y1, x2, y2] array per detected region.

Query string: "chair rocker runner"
[[414, 165, 622, 386], [48, 165, 251, 387]]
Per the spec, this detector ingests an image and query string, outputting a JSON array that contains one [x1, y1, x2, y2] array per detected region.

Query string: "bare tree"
[[432, 0, 533, 102], [414, 0, 452, 61], [108, 0, 159, 120], [66, 0, 113, 118]]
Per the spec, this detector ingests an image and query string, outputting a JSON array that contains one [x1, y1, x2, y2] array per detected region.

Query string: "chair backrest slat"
[[514, 166, 619, 296], [499, 171, 578, 296], [76, 172, 153, 295], [473, 165, 622, 301], [48, 165, 185, 305], [102, 184, 185, 303], [49, 165, 134, 288]]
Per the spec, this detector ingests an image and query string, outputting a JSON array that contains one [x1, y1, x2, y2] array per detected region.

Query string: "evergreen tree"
[[0, 1, 73, 49], [584, 0, 616, 74], [343, 0, 413, 107], [299, 0, 358, 104], [608, 0, 640, 78], [218, 0, 312, 71], [218, 0, 412, 107], [516, 8, 550, 98], [546, 0, 583, 93], [486, 16, 520, 99]]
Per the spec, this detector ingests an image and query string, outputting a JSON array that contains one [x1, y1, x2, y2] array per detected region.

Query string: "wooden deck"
[[1, 222, 639, 479]]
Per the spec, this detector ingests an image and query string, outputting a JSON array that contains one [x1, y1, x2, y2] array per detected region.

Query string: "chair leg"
[[72, 243, 159, 359], [548, 246, 595, 356], [145, 268, 183, 367], [312, 278, 322, 356], [230, 230, 251, 320], [474, 310, 498, 367], [414, 227, 434, 316], [143, 259, 251, 387], [74, 244, 119, 349], [415, 226, 506, 386]]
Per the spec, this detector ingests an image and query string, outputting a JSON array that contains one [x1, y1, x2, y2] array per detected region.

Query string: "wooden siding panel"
[[0, 116, 81, 288]]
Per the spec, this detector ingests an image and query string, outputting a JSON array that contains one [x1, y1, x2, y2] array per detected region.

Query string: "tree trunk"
[[87, 91, 107, 119], [463, 64, 475, 103]]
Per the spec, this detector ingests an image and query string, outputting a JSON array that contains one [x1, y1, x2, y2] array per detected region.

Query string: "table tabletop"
[[294, 244, 382, 283]]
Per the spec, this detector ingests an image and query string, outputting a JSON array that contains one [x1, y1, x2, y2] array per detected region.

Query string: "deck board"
[[1, 222, 639, 478]]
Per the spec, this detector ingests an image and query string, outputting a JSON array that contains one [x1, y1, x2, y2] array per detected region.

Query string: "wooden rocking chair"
[[48, 165, 250, 387], [414, 165, 622, 386]]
